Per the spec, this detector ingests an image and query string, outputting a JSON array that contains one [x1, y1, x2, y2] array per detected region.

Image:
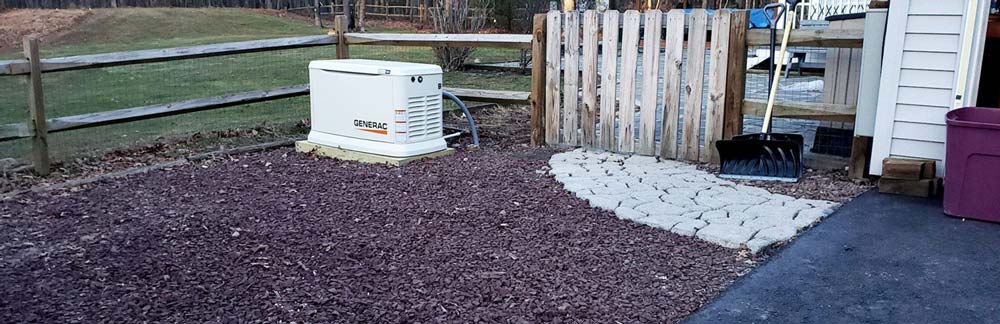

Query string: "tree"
[[428, 0, 492, 71]]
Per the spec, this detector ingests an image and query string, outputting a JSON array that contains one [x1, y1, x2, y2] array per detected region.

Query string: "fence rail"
[[3, 16, 529, 175]]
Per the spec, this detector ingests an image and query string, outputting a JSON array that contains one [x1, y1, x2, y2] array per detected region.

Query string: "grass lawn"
[[0, 8, 530, 162]]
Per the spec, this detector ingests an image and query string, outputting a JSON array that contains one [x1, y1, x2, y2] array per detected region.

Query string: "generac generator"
[[306, 59, 447, 157]]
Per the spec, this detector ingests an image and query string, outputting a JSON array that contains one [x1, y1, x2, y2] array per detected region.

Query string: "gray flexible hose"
[[441, 91, 479, 147]]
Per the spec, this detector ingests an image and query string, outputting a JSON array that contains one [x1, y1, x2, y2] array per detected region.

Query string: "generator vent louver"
[[406, 94, 442, 141]]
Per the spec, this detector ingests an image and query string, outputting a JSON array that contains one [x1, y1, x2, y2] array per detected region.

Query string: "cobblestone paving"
[[549, 149, 839, 253]]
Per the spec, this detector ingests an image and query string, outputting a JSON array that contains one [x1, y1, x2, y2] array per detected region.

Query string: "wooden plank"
[[742, 99, 856, 122], [24, 37, 49, 176], [563, 12, 580, 145], [443, 87, 530, 105], [660, 9, 685, 160], [345, 33, 533, 49], [637, 10, 662, 156], [681, 9, 707, 162], [848, 135, 873, 179], [616, 10, 641, 153], [545, 11, 562, 145], [598, 10, 620, 150], [530, 14, 547, 146], [703, 10, 730, 164], [335, 16, 350, 59], [878, 178, 938, 198], [845, 48, 863, 106], [0, 123, 31, 141], [9, 85, 310, 135], [722, 10, 748, 141], [581, 10, 599, 147], [0, 35, 338, 75], [747, 28, 864, 48], [882, 157, 936, 180], [822, 48, 841, 104]]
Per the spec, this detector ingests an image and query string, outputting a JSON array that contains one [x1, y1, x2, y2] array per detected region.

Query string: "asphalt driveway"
[[686, 190, 1000, 323]]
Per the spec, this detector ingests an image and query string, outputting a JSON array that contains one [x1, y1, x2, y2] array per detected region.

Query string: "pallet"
[[295, 141, 454, 166]]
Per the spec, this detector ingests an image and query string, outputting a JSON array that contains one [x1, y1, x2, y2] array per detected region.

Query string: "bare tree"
[[428, 0, 491, 71]]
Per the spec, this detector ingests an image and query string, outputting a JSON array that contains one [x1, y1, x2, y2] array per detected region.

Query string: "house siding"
[[870, 0, 974, 176]]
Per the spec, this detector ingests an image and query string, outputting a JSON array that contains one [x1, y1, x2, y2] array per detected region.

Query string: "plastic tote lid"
[[947, 107, 1000, 131], [308, 59, 442, 76]]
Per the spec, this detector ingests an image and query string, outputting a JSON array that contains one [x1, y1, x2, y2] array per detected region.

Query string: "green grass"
[[0, 8, 530, 162]]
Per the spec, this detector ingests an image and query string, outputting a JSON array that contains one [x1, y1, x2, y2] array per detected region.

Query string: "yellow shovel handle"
[[762, 9, 795, 133]]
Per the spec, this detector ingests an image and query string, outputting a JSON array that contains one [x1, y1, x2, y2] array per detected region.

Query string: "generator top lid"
[[309, 59, 442, 76]]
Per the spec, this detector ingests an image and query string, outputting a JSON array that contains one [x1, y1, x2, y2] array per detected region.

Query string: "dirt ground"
[[0, 9, 92, 50], [0, 106, 753, 323]]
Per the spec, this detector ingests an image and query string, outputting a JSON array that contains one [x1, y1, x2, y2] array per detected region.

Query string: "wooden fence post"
[[23, 37, 50, 176], [335, 15, 350, 59], [529, 14, 547, 146], [723, 10, 748, 140], [314, 0, 323, 27]]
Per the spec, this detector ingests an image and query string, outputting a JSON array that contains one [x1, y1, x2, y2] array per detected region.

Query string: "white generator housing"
[[307, 59, 446, 157]]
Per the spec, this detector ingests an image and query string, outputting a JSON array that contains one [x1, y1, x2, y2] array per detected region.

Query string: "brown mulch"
[[0, 121, 752, 322], [0, 125, 307, 195], [697, 164, 874, 203], [0, 9, 91, 50]]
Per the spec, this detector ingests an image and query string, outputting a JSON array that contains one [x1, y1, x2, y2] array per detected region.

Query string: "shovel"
[[715, 1, 803, 182]]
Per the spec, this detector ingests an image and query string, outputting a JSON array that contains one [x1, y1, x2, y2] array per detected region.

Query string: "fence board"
[[345, 33, 532, 48], [723, 11, 749, 140], [617, 10, 641, 153], [681, 10, 708, 162], [660, 9, 685, 160], [545, 11, 562, 144], [0, 35, 338, 75], [704, 10, 731, 164], [747, 28, 864, 48], [581, 11, 600, 147], [443, 88, 530, 105], [637, 10, 662, 155], [48, 85, 310, 133], [530, 14, 548, 145], [563, 12, 580, 145], [598, 10, 620, 150], [743, 99, 856, 122], [0, 124, 31, 141]]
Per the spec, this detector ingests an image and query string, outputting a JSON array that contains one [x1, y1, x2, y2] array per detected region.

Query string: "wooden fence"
[[531, 9, 747, 164], [0, 16, 531, 175], [529, 9, 865, 165]]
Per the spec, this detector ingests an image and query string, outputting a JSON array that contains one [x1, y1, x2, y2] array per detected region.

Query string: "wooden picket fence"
[[531, 9, 748, 164]]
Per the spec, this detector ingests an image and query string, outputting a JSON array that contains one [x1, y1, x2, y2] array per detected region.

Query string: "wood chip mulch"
[[0, 145, 752, 323]]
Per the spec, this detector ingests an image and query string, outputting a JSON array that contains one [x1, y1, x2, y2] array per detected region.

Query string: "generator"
[[306, 59, 447, 157]]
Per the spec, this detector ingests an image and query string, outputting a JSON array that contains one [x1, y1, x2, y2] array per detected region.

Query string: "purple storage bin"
[[944, 107, 1000, 222]]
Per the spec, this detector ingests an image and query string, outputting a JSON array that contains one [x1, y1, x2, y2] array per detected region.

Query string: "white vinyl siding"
[[870, 0, 980, 176]]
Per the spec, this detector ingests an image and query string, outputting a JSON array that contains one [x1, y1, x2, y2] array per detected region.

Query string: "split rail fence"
[[0, 16, 531, 175], [528, 9, 864, 165]]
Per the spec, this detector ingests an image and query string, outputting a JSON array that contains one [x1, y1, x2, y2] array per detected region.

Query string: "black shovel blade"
[[715, 133, 804, 182]]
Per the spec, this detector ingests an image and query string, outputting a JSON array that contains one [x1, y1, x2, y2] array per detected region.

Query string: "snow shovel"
[[715, 1, 803, 182]]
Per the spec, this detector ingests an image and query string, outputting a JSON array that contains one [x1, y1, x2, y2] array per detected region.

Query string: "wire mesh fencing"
[[0, 41, 531, 165], [742, 45, 856, 158]]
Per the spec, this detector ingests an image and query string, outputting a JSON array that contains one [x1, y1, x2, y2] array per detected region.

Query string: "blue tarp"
[[749, 9, 772, 29]]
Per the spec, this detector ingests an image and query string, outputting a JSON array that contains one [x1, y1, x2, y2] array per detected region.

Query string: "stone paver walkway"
[[549, 149, 839, 252]]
